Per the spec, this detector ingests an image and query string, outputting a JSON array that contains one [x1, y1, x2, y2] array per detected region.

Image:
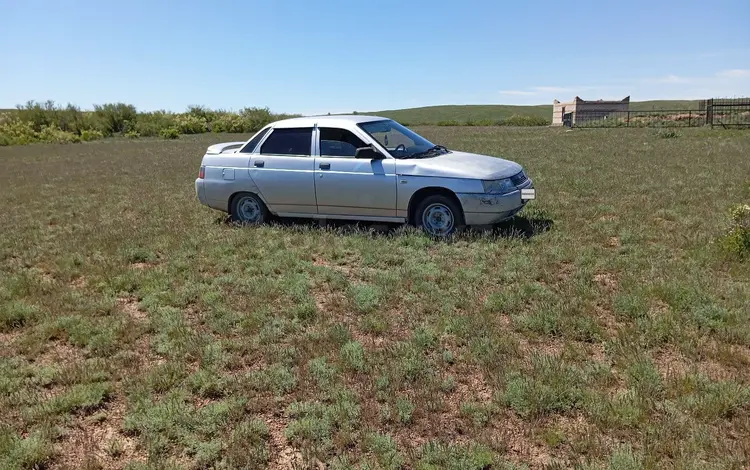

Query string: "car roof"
[[270, 114, 389, 129]]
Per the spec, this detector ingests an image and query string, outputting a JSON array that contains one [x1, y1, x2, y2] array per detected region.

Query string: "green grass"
[[1, 127, 749, 468], [368, 100, 704, 124]]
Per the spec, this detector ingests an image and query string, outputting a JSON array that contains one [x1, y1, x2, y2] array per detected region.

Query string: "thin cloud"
[[717, 69, 750, 78], [647, 75, 691, 84], [498, 90, 537, 96], [532, 86, 574, 93]]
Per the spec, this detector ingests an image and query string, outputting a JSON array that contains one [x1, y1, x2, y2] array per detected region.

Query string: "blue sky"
[[1, 0, 748, 114]]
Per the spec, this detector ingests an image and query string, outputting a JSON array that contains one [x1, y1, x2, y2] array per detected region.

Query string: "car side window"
[[319, 128, 366, 157], [239, 127, 271, 153], [261, 128, 313, 156]]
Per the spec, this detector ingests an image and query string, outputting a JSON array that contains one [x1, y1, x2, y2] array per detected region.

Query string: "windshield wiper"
[[408, 145, 450, 159]]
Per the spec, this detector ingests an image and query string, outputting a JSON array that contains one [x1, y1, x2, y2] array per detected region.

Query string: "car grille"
[[510, 170, 528, 187]]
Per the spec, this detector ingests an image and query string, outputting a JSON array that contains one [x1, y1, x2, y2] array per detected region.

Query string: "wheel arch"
[[228, 190, 269, 213], [407, 187, 464, 225]]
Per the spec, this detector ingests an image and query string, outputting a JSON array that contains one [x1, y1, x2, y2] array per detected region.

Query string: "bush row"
[[0, 101, 297, 146], [0, 101, 553, 146], [431, 115, 550, 127]]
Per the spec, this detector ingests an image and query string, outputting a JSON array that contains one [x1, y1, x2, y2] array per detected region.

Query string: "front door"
[[248, 127, 317, 215], [314, 127, 397, 218]]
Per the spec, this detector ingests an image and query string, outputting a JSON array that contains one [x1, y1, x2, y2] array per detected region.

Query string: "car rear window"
[[239, 127, 271, 153], [260, 128, 313, 156]]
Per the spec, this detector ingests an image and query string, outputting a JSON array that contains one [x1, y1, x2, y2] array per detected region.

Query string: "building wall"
[[552, 100, 577, 125], [552, 97, 630, 125]]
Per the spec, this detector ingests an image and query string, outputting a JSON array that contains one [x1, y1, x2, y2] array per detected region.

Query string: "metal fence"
[[570, 109, 707, 128], [568, 97, 750, 129], [708, 98, 750, 128]]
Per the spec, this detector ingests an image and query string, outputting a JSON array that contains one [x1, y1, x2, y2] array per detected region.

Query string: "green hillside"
[[629, 100, 703, 111], [369, 100, 705, 124], [368, 104, 550, 124]]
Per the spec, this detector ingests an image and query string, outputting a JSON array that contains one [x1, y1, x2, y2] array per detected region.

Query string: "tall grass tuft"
[[721, 203, 750, 260]]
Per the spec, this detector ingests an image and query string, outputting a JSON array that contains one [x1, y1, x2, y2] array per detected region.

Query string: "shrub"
[[134, 111, 176, 137], [187, 105, 217, 121], [500, 114, 550, 126], [721, 204, 750, 259], [81, 112, 112, 136], [15, 102, 86, 134], [134, 121, 162, 137], [175, 114, 208, 134], [38, 126, 80, 143], [80, 129, 104, 142], [210, 113, 246, 133], [15, 100, 58, 131], [0, 118, 38, 145], [94, 103, 137, 134], [159, 127, 180, 140]]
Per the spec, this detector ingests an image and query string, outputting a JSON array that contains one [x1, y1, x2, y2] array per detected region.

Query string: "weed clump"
[[656, 129, 681, 138], [721, 204, 750, 259]]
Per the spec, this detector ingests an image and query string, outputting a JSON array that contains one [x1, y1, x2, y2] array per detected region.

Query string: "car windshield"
[[358, 119, 449, 159]]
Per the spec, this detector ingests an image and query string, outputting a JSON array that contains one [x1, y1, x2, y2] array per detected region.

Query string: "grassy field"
[[370, 101, 704, 124], [1, 127, 749, 469]]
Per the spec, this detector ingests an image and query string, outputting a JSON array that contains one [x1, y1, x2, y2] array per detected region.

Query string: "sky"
[[1, 0, 749, 115]]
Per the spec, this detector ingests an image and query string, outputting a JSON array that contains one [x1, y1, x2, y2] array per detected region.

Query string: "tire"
[[230, 192, 268, 225], [415, 194, 464, 237]]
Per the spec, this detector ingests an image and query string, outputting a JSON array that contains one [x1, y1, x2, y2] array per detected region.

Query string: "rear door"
[[248, 127, 317, 215], [314, 127, 397, 218]]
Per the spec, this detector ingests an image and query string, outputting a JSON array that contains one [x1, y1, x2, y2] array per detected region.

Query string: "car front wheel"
[[415, 195, 464, 237], [230, 193, 268, 225]]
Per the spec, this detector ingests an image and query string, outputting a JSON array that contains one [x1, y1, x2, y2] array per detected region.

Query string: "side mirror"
[[355, 145, 383, 160]]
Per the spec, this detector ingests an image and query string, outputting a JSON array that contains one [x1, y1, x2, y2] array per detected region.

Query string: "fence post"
[[706, 99, 713, 127], [688, 110, 692, 127], [627, 111, 630, 126]]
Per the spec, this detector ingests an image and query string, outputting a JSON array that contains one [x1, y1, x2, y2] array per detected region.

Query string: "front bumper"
[[457, 182, 534, 226]]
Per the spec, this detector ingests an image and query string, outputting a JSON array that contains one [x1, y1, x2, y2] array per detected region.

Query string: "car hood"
[[396, 151, 522, 180]]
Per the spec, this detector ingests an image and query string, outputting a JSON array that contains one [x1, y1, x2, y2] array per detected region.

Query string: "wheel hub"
[[238, 197, 261, 222], [422, 203, 454, 236]]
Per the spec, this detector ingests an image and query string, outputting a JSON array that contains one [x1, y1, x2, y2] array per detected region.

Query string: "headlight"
[[482, 178, 515, 194]]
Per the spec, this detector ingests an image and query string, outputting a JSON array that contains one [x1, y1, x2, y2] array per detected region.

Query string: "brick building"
[[552, 96, 630, 126]]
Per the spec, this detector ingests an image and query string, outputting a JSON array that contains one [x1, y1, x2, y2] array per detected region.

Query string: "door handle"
[[319, 163, 330, 170], [254, 160, 265, 168]]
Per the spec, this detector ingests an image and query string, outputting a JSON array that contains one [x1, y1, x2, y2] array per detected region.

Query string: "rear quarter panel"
[[201, 153, 264, 211]]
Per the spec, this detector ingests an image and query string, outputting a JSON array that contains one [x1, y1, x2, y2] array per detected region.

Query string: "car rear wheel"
[[415, 194, 464, 237], [230, 193, 268, 225]]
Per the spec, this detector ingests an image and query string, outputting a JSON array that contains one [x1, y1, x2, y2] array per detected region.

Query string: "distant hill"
[[368, 104, 550, 124], [368, 100, 705, 124], [628, 100, 703, 111]]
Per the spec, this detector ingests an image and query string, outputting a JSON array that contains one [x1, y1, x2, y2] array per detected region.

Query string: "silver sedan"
[[195, 115, 535, 236]]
